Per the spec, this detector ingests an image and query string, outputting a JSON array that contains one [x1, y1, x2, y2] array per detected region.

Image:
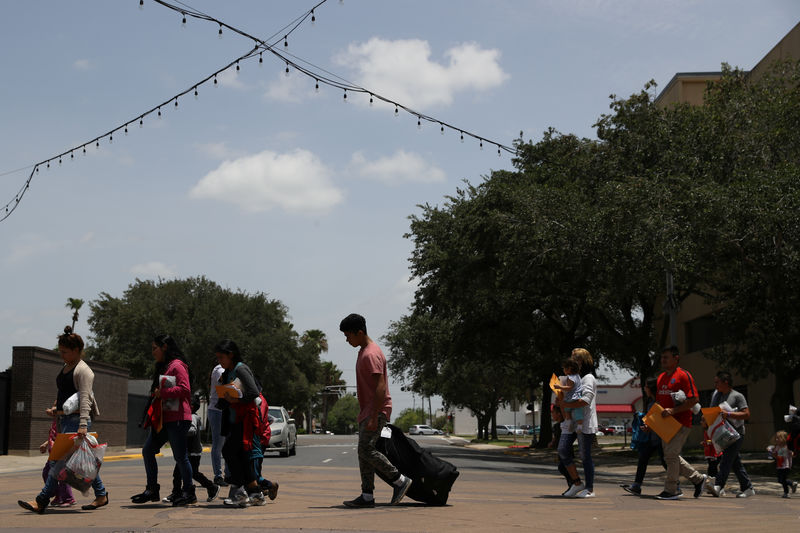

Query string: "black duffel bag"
[[375, 423, 459, 505]]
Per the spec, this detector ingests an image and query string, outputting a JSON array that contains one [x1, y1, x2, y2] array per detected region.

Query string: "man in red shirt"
[[339, 313, 412, 508], [656, 345, 708, 500]]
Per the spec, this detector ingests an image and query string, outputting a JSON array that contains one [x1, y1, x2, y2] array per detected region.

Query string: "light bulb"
[[139, 117, 143, 127], [479, 140, 483, 150], [218, 24, 223, 38], [285, 62, 290, 76], [460, 131, 464, 143], [284, 35, 288, 47], [236, 61, 240, 72], [174, 98, 178, 108], [311, 10, 316, 23], [394, 105, 399, 116], [315, 79, 319, 92], [194, 86, 198, 98], [440, 124, 444, 135], [124, 126, 128, 135], [158, 107, 162, 117], [259, 53, 263, 65], [369, 94, 373, 106], [417, 117, 421, 129], [139, 0, 144, 9], [214, 75, 218, 86], [109, 134, 113, 144], [343, 89, 347, 101], [497, 146, 501, 157], [182, 14, 186, 25]]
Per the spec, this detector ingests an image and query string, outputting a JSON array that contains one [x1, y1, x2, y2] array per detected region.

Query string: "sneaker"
[[576, 489, 595, 498], [792, 481, 798, 494], [693, 475, 708, 498], [782, 493, 790, 499], [343, 495, 375, 508], [737, 487, 756, 498], [206, 484, 220, 502], [708, 484, 723, 498], [223, 486, 249, 508], [621, 484, 641, 496], [247, 491, 266, 506], [172, 490, 197, 507], [391, 476, 412, 505], [564, 483, 586, 498], [213, 476, 229, 487], [655, 490, 681, 500], [162, 492, 180, 503]]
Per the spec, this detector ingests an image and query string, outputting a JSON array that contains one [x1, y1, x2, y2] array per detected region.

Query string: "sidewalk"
[[0, 448, 163, 474]]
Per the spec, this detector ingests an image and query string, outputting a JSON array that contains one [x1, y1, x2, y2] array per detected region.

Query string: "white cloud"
[[73, 58, 91, 70], [195, 141, 244, 160], [189, 149, 344, 214], [264, 71, 316, 103], [349, 150, 446, 185], [130, 261, 176, 279], [334, 38, 509, 109]]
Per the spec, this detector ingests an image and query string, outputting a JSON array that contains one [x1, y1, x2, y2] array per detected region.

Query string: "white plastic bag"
[[708, 413, 740, 453], [61, 392, 79, 415], [59, 434, 107, 494]]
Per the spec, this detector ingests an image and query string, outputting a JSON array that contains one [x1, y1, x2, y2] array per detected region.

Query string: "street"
[[0, 434, 797, 532]]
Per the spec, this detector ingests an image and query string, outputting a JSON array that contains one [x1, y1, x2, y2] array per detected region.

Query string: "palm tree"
[[65, 298, 84, 331], [300, 329, 329, 355]]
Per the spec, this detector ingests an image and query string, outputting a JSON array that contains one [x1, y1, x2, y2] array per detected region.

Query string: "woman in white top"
[[556, 348, 598, 498]]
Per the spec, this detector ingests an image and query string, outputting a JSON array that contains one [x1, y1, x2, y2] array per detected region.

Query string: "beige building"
[[654, 21, 800, 450]]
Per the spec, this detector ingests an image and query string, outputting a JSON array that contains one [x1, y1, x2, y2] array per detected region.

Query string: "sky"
[[1, 1, 798, 419]]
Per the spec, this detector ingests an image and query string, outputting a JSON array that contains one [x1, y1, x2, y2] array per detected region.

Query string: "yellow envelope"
[[702, 406, 721, 427], [48, 432, 98, 461], [643, 403, 682, 444], [215, 383, 240, 400], [549, 373, 565, 400]]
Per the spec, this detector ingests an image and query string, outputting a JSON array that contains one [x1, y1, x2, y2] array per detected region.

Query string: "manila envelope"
[[702, 406, 722, 427], [549, 373, 563, 399], [643, 403, 682, 444], [48, 432, 98, 461]]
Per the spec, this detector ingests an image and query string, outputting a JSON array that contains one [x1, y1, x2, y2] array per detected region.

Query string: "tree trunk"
[[771, 369, 798, 432], [535, 378, 553, 449]]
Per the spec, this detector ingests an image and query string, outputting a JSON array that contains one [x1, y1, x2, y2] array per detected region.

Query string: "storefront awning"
[[596, 404, 633, 413]]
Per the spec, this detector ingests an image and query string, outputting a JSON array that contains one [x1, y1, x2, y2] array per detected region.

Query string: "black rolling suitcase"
[[376, 423, 459, 505]]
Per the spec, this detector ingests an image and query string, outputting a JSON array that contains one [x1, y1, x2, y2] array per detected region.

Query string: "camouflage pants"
[[357, 413, 399, 494]]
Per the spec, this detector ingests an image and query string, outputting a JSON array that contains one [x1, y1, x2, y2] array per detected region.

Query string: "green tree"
[[327, 394, 359, 434], [86, 276, 324, 418], [66, 297, 84, 332], [393, 408, 426, 433]]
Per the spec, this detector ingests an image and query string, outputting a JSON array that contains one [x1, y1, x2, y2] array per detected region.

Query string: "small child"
[[164, 398, 220, 504], [39, 418, 76, 507], [768, 430, 798, 498], [553, 358, 583, 432]]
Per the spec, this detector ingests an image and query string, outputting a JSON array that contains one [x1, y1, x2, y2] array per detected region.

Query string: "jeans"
[[715, 436, 751, 491], [39, 414, 106, 501], [208, 408, 227, 479], [557, 431, 595, 491], [142, 420, 193, 492], [634, 439, 666, 486]]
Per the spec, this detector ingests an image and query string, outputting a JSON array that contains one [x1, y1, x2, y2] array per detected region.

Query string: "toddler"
[[768, 430, 798, 498], [553, 358, 583, 432]]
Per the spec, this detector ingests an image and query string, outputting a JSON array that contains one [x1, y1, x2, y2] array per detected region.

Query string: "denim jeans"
[[142, 420, 193, 491], [557, 431, 595, 491], [208, 408, 227, 478], [39, 414, 106, 501], [634, 439, 666, 486], [715, 436, 752, 491]]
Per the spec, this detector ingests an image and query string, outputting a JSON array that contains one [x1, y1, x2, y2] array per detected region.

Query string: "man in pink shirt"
[[339, 313, 411, 508]]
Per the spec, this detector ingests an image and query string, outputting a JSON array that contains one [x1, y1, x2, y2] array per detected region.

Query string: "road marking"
[[341, 451, 348, 454], [322, 458, 332, 463]]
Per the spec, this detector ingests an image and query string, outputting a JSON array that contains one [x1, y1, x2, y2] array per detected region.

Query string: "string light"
[[1, 0, 516, 224], [284, 35, 288, 47]]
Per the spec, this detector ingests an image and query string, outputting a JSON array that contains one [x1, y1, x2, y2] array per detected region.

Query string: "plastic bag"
[[708, 413, 740, 453], [62, 393, 79, 415], [52, 434, 107, 495]]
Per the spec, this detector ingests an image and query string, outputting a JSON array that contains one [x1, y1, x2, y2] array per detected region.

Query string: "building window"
[[685, 315, 725, 353]]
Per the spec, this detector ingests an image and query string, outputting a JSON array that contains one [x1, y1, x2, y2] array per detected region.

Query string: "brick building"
[[7, 346, 129, 455]]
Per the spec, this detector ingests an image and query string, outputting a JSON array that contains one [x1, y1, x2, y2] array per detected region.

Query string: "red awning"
[[596, 404, 633, 413]]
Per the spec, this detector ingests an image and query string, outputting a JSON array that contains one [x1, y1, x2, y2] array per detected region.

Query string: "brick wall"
[[8, 346, 129, 455]]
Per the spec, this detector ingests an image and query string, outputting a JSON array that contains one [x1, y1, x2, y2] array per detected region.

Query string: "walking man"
[[656, 345, 708, 500], [339, 313, 412, 508], [706, 371, 755, 497]]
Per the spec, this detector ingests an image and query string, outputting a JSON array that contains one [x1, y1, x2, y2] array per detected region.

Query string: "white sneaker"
[[737, 487, 756, 498], [564, 483, 586, 498], [247, 491, 266, 506], [709, 485, 723, 497], [576, 489, 595, 498]]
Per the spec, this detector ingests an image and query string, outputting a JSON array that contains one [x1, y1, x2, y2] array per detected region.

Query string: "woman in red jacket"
[[131, 334, 195, 506]]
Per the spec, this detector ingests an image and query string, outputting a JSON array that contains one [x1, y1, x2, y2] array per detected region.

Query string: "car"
[[609, 425, 626, 435], [408, 424, 443, 435], [597, 426, 615, 435], [267, 406, 297, 457], [496, 424, 524, 436]]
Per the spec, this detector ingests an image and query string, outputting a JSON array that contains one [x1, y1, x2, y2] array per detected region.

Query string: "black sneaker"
[[343, 495, 375, 508], [214, 476, 230, 487], [655, 490, 681, 500], [693, 475, 708, 498], [172, 490, 197, 507], [621, 484, 641, 496], [206, 484, 220, 502], [391, 476, 413, 505]]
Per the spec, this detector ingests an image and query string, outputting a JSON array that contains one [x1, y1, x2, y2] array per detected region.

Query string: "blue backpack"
[[630, 411, 649, 450]]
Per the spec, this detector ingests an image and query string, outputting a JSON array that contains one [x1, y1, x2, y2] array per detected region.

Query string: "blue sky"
[[1, 1, 798, 418]]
